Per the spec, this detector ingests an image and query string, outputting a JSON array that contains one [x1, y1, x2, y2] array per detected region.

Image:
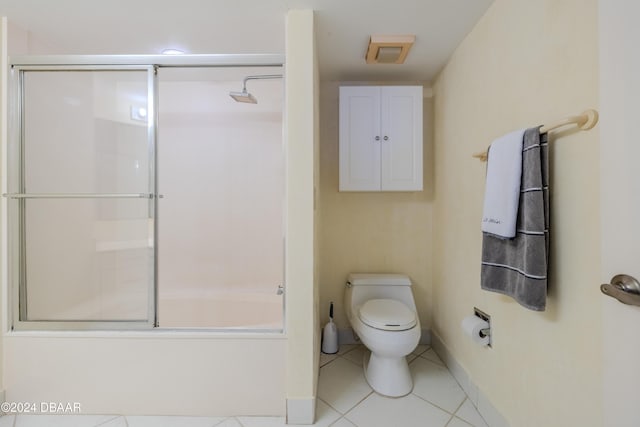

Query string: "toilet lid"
[[358, 299, 417, 331]]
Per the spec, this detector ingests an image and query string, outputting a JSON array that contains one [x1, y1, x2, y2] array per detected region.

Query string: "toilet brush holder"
[[322, 302, 339, 354]]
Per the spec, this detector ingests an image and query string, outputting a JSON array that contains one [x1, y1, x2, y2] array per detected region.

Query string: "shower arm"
[[241, 74, 283, 93]]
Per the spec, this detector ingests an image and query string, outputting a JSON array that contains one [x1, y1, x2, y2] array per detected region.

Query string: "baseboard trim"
[[286, 397, 315, 425], [431, 333, 510, 427]]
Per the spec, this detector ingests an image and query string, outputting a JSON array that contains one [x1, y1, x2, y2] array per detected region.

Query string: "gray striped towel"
[[481, 127, 549, 311]]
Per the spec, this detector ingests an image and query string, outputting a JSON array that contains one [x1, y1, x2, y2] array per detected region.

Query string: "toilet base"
[[363, 351, 413, 397]]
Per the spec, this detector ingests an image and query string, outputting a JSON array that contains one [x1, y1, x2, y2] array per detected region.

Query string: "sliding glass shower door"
[[8, 66, 156, 329], [156, 67, 284, 329], [7, 57, 285, 331]]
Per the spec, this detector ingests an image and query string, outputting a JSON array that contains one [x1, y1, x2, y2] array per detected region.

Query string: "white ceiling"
[[0, 0, 494, 82]]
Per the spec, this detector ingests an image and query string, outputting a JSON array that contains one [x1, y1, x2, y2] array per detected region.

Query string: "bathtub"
[[7, 289, 286, 416], [158, 290, 283, 329]]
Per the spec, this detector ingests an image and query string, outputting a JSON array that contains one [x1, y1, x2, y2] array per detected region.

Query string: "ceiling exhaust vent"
[[365, 35, 415, 64]]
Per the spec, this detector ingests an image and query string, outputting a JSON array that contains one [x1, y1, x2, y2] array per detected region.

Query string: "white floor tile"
[[446, 417, 473, 427], [455, 399, 488, 427], [336, 344, 359, 356], [410, 358, 466, 413], [345, 393, 451, 427], [287, 400, 340, 427], [98, 417, 127, 427], [412, 345, 429, 356], [15, 415, 120, 427], [318, 357, 372, 414], [215, 419, 242, 427], [235, 416, 286, 427], [341, 347, 368, 367], [320, 352, 339, 367], [126, 415, 225, 427], [406, 353, 418, 363], [329, 418, 357, 427], [477, 392, 509, 427], [0, 415, 15, 427], [422, 348, 445, 366]]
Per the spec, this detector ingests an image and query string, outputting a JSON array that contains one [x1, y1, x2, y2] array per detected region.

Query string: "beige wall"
[[432, 1, 601, 426], [7, 21, 56, 54], [319, 82, 434, 331], [285, 9, 320, 423], [0, 16, 7, 397]]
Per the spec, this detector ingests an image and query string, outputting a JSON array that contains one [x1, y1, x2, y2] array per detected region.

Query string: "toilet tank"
[[348, 273, 412, 286], [346, 273, 417, 312]]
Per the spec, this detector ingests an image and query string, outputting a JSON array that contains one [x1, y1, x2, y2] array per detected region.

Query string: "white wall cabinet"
[[339, 86, 423, 191]]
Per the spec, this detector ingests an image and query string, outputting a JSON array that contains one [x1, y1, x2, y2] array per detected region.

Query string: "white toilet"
[[345, 273, 421, 397]]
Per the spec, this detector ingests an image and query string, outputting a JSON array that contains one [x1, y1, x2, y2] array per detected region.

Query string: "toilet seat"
[[358, 299, 417, 331]]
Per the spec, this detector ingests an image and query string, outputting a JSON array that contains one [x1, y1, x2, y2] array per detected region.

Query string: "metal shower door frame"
[[8, 63, 157, 330], [5, 54, 285, 331]]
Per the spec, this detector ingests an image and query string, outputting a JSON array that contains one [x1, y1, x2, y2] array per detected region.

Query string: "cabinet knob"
[[375, 136, 380, 141], [383, 136, 389, 141]]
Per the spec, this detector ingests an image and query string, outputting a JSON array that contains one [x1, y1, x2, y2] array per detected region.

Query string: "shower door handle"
[[601, 274, 640, 307], [2, 193, 153, 199]]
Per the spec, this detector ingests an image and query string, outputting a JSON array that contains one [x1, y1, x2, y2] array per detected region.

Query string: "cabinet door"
[[339, 86, 381, 191], [380, 86, 423, 191]]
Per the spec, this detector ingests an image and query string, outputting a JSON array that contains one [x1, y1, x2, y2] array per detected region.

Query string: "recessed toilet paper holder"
[[474, 307, 492, 340]]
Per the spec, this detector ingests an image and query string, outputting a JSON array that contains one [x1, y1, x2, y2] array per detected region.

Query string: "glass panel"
[[23, 198, 153, 321], [22, 70, 149, 194], [14, 68, 154, 326], [156, 67, 284, 329]]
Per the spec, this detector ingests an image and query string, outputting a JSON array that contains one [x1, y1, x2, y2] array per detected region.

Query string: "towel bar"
[[472, 109, 599, 162]]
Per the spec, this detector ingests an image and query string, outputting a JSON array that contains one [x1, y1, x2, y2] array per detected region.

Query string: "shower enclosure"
[[156, 66, 284, 329], [6, 56, 285, 331]]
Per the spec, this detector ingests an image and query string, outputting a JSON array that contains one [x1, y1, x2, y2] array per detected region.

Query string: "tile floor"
[[0, 345, 488, 427]]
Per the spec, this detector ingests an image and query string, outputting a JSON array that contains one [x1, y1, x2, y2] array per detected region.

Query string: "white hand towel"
[[481, 129, 526, 238]]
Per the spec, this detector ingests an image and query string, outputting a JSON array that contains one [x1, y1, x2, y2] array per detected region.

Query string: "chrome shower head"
[[229, 90, 257, 104], [229, 74, 283, 104]]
